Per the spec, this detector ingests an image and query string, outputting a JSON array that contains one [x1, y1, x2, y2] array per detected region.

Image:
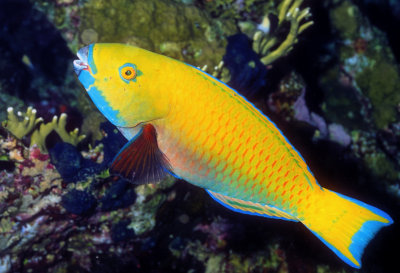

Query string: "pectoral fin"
[[110, 124, 172, 184], [207, 190, 298, 222]]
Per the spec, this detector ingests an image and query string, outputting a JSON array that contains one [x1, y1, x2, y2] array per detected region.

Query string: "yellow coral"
[[253, 0, 313, 66], [2, 107, 43, 139], [2, 107, 85, 152], [30, 113, 86, 151]]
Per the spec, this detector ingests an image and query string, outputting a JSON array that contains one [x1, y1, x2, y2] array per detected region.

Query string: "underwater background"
[[0, 0, 399, 272]]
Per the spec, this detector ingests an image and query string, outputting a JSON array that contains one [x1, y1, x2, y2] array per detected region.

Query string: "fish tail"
[[301, 189, 393, 268]]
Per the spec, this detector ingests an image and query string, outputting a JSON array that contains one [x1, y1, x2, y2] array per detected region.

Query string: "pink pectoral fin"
[[110, 124, 172, 184]]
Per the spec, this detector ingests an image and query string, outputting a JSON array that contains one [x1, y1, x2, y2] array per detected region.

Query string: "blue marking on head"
[[87, 85, 126, 126], [118, 63, 143, 83], [78, 70, 95, 90], [77, 44, 125, 126], [88, 44, 97, 74]]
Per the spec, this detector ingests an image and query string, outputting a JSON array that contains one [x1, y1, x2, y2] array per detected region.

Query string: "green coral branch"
[[31, 113, 86, 151], [2, 107, 43, 139], [2, 107, 85, 152], [211, 60, 231, 83], [253, 0, 313, 66]]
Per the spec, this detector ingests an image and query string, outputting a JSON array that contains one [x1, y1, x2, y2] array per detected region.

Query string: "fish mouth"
[[73, 46, 89, 76]]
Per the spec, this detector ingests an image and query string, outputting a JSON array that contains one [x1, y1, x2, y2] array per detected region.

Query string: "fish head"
[[74, 43, 172, 127]]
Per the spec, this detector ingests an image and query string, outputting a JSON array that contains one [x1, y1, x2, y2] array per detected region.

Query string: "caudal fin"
[[301, 189, 393, 268]]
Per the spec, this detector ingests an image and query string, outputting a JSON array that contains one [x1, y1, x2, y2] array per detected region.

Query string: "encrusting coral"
[[2, 107, 85, 152]]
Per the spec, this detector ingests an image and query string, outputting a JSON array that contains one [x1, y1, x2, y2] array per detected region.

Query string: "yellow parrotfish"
[[73, 43, 392, 268]]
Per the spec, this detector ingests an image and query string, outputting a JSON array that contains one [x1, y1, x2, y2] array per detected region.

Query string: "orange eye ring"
[[121, 66, 136, 80]]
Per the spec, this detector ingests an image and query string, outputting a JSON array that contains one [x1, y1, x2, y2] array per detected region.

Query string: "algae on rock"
[[80, 0, 236, 69], [327, 0, 400, 129]]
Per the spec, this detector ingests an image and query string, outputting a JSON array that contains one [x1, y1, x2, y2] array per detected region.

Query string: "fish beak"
[[73, 46, 89, 76]]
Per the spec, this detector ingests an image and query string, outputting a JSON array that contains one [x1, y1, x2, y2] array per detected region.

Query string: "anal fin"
[[110, 124, 172, 184], [207, 190, 298, 222]]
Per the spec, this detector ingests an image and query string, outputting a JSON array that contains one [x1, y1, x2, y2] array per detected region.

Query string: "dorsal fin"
[[110, 124, 172, 184], [207, 190, 298, 222]]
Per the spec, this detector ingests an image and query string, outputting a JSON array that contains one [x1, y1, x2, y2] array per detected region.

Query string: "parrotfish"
[[74, 43, 392, 268]]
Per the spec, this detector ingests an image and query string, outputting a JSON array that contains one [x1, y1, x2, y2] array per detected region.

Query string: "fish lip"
[[73, 46, 89, 76]]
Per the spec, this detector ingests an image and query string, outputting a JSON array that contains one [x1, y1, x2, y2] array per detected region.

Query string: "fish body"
[[74, 43, 392, 268]]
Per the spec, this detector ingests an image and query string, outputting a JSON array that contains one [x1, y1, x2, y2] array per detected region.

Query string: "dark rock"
[[97, 122, 127, 168], [61, 189, 97, 216], [49, 142, 104, 183], [100, 179, 137, 211], [223, 33, 268, 97], [0, 160, 15, 172], [49, 142, 82, 182], [111, 220, 135, 243]]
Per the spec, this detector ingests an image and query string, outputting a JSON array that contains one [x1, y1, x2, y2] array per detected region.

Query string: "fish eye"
[[120, 66, 136, 80]]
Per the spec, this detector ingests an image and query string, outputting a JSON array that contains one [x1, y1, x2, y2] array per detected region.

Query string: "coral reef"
[[328, 0, 400, 130], [0, 131, 177, 272], [203, 0, 269, 20], [319, 0, 400, 183]]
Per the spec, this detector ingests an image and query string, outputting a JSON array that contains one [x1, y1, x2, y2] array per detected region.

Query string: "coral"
[[207, 0, 312, 95], [269, 71, 306, 121], [203, 0, 269, 20], [127, 177, 176, 236], [31, 113, 86, 151], [356, 59, 400, 129], [327, 0, 400, 130], [2, 107, 43, 139], [0, 131, 176, 272], [308, 0, 400, 188], [363, 151, 399, 181], [32, 0, 82, 52], [194, 216, 232, 251], [177, 231, 290, 273], [327, 123, 352, 147], [329, 0, 360, 40], [253, 0, 313, 66], [2, 107, 86, 152]]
